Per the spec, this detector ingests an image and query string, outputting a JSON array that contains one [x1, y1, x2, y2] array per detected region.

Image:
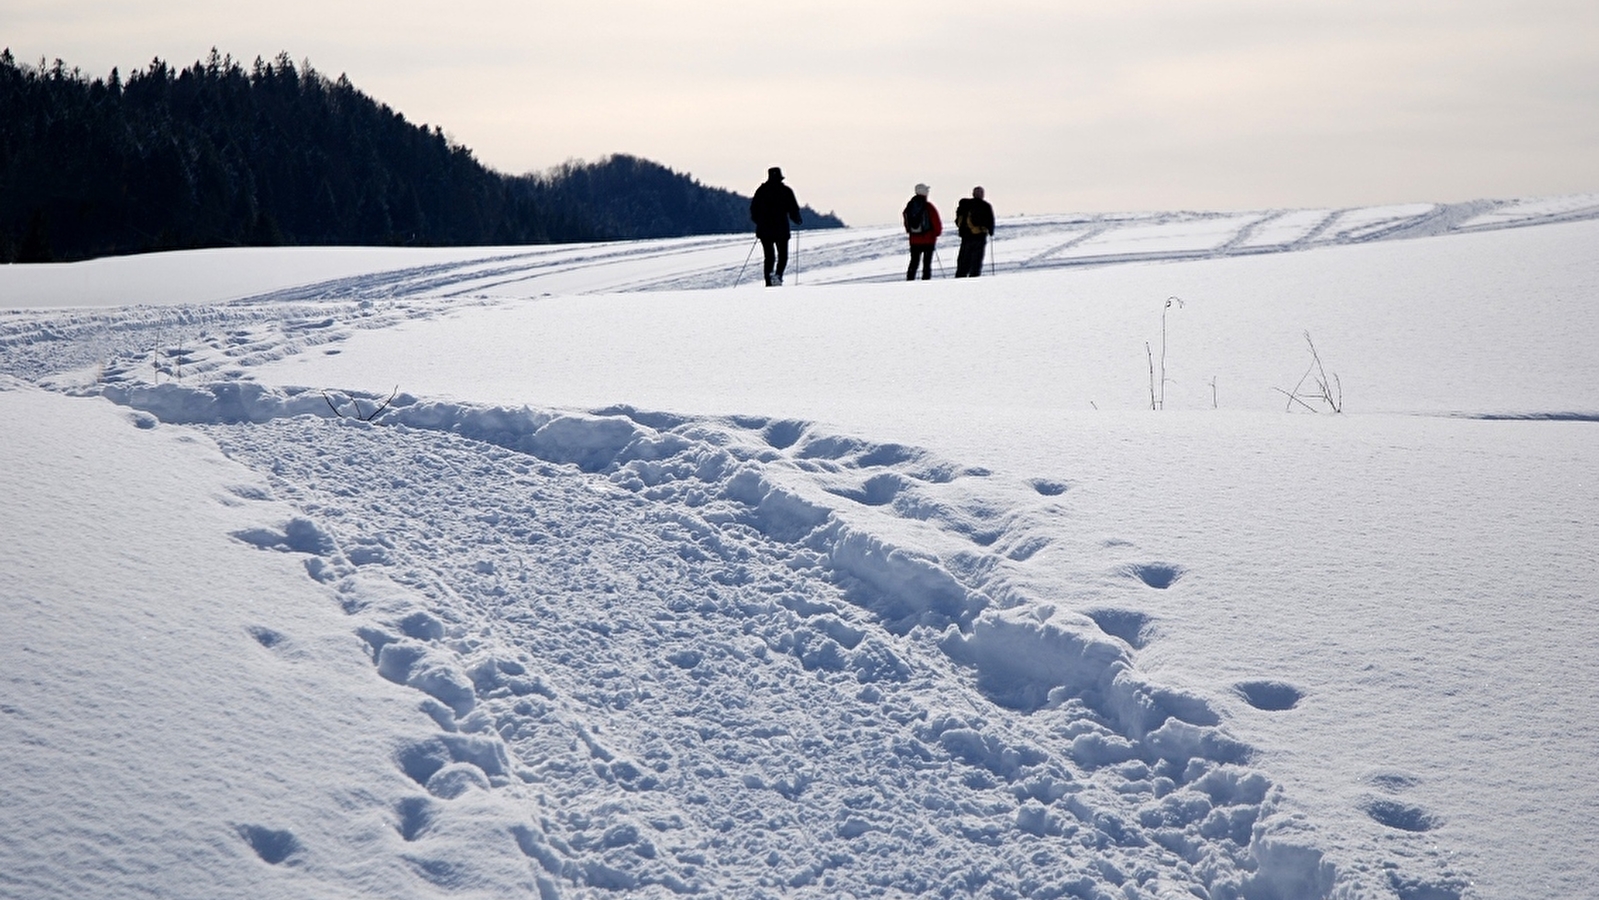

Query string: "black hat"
[[768, 167, 784, 180]]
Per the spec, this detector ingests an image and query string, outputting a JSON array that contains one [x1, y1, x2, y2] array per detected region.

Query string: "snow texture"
[[3, 197, 1597, 900]]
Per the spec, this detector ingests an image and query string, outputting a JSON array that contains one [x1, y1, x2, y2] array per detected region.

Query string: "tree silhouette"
[[0, 49, 844, 262]]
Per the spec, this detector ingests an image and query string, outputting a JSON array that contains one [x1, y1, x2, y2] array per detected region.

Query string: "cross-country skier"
[[954, 186, 995, 278], [749, 167, 803, 286], [903, 184, 942, 281]]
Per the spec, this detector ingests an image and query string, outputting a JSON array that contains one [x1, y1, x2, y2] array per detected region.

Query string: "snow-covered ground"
[[2, 197, 1596, 900]]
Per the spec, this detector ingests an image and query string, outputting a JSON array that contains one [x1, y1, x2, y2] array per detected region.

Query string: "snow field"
[[3, 197, 1598, 899], [237, 218, 1599, 422], [4, 194, 1594, 309]]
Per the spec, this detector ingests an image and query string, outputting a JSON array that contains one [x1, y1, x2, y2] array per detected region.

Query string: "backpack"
[[904, 196, 930, 235], [956, 199, 988, 236]]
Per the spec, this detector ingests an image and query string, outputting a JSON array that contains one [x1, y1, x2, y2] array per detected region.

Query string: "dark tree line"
[[0, 49, 842, 263], [530, 155, 842, 241]]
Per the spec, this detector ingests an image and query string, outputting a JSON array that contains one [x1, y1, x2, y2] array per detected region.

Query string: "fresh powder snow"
[[2, 198, 1596, 900]]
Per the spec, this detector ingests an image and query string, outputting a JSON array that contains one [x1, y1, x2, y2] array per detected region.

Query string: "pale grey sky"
[[6, 0, 1596, 224]]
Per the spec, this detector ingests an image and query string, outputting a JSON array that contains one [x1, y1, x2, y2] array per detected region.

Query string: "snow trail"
[[72, 374, 1462, 899]]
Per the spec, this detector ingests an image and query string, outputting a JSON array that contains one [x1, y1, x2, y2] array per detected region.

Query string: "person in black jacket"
[[749, 167, 803, 286], [954, 186, 996, 278]]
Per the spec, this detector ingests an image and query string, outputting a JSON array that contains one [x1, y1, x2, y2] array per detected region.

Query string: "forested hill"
[[0, 50, 844, 263], [530, 156, 844, 246]]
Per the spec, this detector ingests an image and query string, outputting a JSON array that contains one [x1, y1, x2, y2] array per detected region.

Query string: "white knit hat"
[[914, 183, 930, 196]]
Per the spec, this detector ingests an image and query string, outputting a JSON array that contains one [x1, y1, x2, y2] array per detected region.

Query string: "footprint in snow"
[[230, 517, 336, 556], [1362, 797, 1441, 833], [1085, 608, 1153, 649], [395, 796, 437, 841], [856, 443, 920, 468], [246, 626, 287, 650], [1122, 562, 1185, 589], [760, 419, 807, 449], [826, 472, 908, 507], [1387, 872, 1465, 900], [1029, 478, 1068, 496], [237, 824, 300, 865], [1360, 771, 1442, 832], [1235, 680, 1303, 711]]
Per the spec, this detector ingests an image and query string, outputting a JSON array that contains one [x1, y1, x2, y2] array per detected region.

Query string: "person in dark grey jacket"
[[749, 167, 803, 286], [954, 186, 996, 278]]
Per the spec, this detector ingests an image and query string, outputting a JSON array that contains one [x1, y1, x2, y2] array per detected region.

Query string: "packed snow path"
[[203, 407, 1287, 899], [33, 374, 1466, 900]]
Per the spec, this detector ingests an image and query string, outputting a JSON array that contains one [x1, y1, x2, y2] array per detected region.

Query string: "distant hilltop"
[[0, 49, 844, 263]]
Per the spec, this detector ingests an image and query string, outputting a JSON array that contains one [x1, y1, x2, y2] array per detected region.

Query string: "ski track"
[[237, 197, 1599, 290], [5, 197, 1585, 899], [0, 199, 1582, 327]]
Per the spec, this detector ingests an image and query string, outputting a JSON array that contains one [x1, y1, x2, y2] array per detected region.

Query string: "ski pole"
[[733, 236, 758, 288], [988, 231, 996, 276], [794, 228, 800, 285], [934, 248, 946, 278]]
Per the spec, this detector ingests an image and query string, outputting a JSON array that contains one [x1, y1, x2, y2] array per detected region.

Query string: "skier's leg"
[[774, 238, 789, 279], [907, 244, 918, 281], [970, 238, 986, 278], [761, 237, 777, 285], [922, 244, 934, 280]]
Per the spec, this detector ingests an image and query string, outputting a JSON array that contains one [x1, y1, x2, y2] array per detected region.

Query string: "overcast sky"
[[6, 0, 1597, 225]]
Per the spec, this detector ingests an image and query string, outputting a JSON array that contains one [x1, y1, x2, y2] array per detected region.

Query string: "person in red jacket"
[[902, 183, 942, 281]]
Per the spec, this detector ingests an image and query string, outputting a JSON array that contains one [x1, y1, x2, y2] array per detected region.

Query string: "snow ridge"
[[87, 376, 1458, 899]]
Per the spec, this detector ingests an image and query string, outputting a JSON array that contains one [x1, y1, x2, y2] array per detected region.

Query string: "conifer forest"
[[0, 49, 842, 263]]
